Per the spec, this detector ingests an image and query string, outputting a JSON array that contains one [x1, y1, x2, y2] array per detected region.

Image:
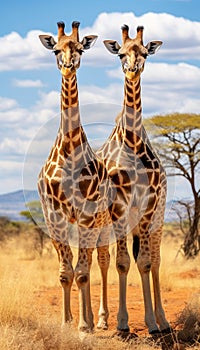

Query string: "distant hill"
[[0, 189, 178, 222], [0, 190, 39, 221]]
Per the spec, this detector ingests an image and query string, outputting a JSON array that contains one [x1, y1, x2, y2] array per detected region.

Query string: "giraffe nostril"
[[64, 63, 73, 69], [129, 67, 137, 73]]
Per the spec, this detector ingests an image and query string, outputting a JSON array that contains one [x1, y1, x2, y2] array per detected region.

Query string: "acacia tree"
[[145, 113, 200, 258], [20, 200, 47, 256], [20, 200, 76, 253]]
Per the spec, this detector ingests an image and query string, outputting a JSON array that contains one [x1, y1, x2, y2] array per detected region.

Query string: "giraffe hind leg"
[[137, 254, 159, 334], [115, 233, 130, 332], [151, 264, 171, 333], [74, 227, 97, 333], [96, 245, 110, 330], [150, 231, 171, 332], [85, 248, 94, 330], [135, 219, 159, 334], [75, 247, 92, 332]]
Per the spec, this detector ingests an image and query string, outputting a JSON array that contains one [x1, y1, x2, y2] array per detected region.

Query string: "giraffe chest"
[[98, 132, 162, 206], [39, 150, 110, 223]]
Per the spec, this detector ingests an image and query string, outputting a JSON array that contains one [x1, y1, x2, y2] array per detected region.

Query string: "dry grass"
[[0, 230, 200, 349], [0, 322, 159, 350], [175, 294, 200, 344]]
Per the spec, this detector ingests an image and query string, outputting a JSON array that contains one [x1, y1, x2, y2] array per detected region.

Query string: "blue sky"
[[1, 0, 199, 36], [0, 0, 199, 202]]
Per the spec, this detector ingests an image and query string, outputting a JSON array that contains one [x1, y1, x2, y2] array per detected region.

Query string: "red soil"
[[34, 273, 199, 337]]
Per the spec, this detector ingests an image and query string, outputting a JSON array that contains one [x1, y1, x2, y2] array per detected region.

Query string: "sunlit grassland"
[[0, 225, 200, 349]]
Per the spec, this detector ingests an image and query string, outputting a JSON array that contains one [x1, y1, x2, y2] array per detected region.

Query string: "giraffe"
[[96, 25, 171, 334], [37, 21, 112, 332]]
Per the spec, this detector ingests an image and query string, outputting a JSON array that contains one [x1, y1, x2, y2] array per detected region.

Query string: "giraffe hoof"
[[117, 326, 130, 333], [149, 329, 161, 339], [114, 331, 138, 341], [161, 327, 172, 334], [78, 326, 91, 333], [61, 320, 73, 330], [96, 320, 108, 330], [87, 321, 94, 331]]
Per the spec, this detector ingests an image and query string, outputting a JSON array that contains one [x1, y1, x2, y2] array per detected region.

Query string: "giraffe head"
[[104, 25, 162, 81], [39, 21, 97, 78]]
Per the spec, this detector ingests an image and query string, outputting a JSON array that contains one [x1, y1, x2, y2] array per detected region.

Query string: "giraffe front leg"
[[52, 240, 74, 325], [96, 245, 110, 330], [136, 236, 159, 334], [75, 247, 91, 332], [116, 237, 130, 332]]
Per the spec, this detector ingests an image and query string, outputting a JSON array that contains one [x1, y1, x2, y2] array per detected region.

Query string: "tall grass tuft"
[[0, 260, 34, 327], [175, 293, 200, 345]]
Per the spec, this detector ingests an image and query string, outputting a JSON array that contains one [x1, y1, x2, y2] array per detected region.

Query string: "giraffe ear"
[[103, 40, 121, 54], [145, 41, 163, 55], [81, 35, 98, 50], [39, 35, 57, 50]]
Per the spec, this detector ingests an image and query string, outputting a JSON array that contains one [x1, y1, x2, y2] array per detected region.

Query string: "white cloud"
[[0, 91, 60, 194], [0, 91, 60, 130], [0, 138, 29, 155], [0, 91, 60, 167], [0, 97, 18, 111], [79, 83, 123, 106], [36, 90, 59, 109], [0, 30, 55, 71], [107, 61, 200, 115], [13, 79, 44, 88], [0, 160, 22, 173], [0, 160, 23, 194], [83, 12, 200, 64], [0, 107, 28, 123], [144, 62, 200, 85], [143, 62, 200, 115], [0, 12, 199, 72], [108, 61, 200, 86]]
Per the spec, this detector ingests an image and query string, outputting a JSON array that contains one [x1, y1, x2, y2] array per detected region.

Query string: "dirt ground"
[[34, 274, 199, 336]]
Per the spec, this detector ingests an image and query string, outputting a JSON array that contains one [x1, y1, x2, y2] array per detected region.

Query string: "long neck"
[[59, 74, 81, 136], [58, 73, 92, 160], [120, 77, 142, 142]]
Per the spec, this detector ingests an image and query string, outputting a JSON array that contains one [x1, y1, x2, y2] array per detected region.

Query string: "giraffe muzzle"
[[64, 63, 73, 69], [128, 67, 137, 73], [125, 70, 140, 81], [61, 65, 75, 77]]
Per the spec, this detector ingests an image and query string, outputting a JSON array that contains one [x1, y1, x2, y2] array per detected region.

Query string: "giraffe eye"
[[118, 54, 125, 60], [77, 49, 84, 55], [142, 53, 148, 59], [53, 50, 61, 56]]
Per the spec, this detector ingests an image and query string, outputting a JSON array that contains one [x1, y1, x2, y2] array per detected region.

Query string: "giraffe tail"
[[132, 235, 140, 262]]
